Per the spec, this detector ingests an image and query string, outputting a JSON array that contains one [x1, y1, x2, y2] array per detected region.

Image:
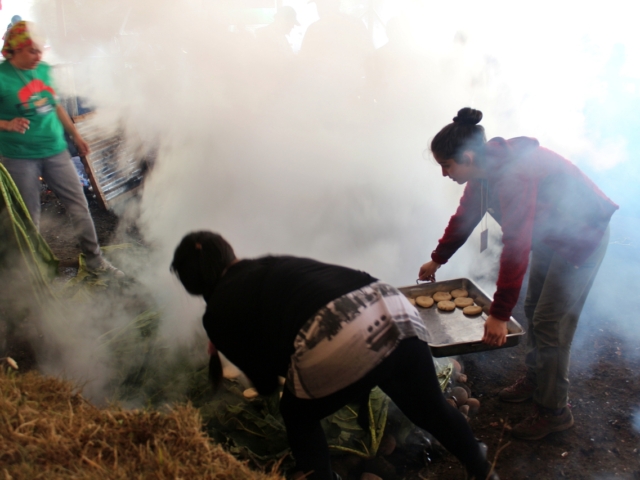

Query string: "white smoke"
[[25, 0, 639, 396], [32, 4, 482, 277]]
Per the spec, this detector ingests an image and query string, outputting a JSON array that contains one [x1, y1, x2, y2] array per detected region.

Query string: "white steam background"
[[21, 0, 639, 405]]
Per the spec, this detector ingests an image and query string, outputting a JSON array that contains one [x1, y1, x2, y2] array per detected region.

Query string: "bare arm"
[[55, 104, 90, 156]]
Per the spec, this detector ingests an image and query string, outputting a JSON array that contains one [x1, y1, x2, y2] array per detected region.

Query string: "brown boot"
[[498, 375, 536, 403], [511, 404, 574, 441]]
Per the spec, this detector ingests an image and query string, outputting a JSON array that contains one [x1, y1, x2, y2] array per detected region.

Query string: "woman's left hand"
[[74, 135, 90, 156], [482, 315, 508, 346]]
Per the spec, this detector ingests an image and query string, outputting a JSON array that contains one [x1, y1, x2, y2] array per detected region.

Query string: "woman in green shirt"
[[0, 21, 122, 277]]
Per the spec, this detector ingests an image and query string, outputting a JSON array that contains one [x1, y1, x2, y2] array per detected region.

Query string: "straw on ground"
[[0, 368, 285, 480]]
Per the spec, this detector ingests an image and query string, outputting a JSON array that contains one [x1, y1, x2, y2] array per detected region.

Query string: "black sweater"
[[203, 256, 377, 395]]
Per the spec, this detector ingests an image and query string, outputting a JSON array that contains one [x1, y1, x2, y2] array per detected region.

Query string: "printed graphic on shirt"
[[16, 79, 56, 117], [287, 282, 428, 398], [296, 281, 409, 351]]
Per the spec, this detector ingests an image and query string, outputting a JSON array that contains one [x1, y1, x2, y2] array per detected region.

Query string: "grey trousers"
[[0, 151, 102, 265], [524, 226, 610, 410]]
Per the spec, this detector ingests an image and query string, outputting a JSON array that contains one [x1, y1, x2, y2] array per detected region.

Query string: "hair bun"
[[453, 107, 483, 126]]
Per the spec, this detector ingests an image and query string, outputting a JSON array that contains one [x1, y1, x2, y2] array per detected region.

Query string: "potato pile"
[[407, 288, 484, 315], [446, 359, 481, 421]]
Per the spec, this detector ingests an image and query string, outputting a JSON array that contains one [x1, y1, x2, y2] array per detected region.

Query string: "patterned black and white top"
[[287, 281, 428, 399]]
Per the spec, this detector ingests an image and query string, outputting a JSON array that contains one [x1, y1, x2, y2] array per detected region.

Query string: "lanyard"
[[11, 64, 38, 97], [480, 179, 489, 253]]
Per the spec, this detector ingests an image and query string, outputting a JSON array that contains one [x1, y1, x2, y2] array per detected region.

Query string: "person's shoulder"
[[33, 62, 54, 81], [260, 254, 317, 268], [37, 61, 52, 73], [0, 61, 12, 86], [223, 256, 284, 281], [277, 254, 324, 264], [488, 136, 540, 163], [261, 255, 339, 274], [254, 254, 307, 261], [505, 136, 540, 150]]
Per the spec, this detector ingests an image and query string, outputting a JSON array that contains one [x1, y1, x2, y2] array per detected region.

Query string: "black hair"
[[430, 108, 487, 163], [170, 231, 236, 298]]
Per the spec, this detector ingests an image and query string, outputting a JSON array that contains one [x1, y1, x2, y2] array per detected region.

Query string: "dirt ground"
[[24, 189, 640, 479], [424, 298, 640, 480], [39, 188, 120, 268]]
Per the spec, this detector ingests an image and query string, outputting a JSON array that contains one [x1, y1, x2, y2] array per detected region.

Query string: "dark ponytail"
[[171, 231, 236, 298], [430, 107, 487, 163]]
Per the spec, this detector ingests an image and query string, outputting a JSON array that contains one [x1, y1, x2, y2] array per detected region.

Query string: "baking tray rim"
[[397, 277, 525, 353]]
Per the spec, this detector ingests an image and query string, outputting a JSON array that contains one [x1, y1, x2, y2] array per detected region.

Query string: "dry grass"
[[0, 368, 286, 480]]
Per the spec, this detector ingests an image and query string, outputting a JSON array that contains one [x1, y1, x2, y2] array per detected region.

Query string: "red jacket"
[[431, 137, 618, 321]]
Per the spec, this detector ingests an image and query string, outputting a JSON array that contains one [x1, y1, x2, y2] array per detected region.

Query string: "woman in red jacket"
[[419, 108, 618, 440]]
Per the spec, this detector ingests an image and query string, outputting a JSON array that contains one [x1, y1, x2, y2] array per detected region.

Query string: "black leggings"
[[279, 337, 488, 479]]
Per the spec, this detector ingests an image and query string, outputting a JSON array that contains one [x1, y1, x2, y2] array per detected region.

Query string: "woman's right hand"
[[418, 260, 441, 282], [3, 118, 30, 133]]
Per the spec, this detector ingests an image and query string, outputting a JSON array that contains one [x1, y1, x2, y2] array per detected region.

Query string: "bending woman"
[[172, 231, 498, 480], [419, 108, 618, 440]]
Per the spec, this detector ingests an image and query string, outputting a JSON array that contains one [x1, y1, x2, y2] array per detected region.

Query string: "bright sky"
[[0, 0, 33, 33]]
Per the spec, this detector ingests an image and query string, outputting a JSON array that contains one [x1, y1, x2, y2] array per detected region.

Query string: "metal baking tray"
[[398, 278, 525, 357]]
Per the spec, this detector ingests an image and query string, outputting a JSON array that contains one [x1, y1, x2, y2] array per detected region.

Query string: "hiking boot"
[[498, 375, 536, 403], [511, 404, 574, 441], [86, 258, 125, 278]]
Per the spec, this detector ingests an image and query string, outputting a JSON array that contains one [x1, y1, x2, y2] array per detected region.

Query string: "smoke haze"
[[19, 0, 640, 399]]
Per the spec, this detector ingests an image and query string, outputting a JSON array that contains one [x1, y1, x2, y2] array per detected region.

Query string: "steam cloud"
[[17, 0, 639, 400]]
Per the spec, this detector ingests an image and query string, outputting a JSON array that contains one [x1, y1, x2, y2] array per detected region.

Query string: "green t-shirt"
[[0, 61, 67, 159]]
